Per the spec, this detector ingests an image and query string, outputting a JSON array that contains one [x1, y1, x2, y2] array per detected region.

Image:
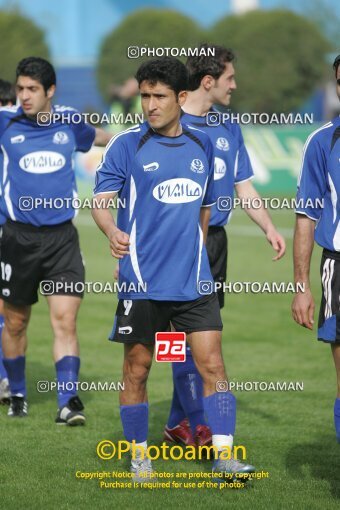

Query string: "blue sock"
[[334, 398, 340, 442], [55, 356, 80, 408], [0, 315, 8, 379], [167, 385, 186, 428], [120, 403, 148, 443], [172, 350, 206, 432], [203, 392, 236, 435], [3, 356, 26, 396]]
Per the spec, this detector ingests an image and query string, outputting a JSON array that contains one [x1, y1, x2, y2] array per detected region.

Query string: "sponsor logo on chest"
[[153, 178, 202, 204], [19, 151, 66, 174]]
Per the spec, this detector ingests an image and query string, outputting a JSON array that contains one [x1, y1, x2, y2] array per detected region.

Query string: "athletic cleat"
[[164, 418, 195, 446], [212, 456, 255, 483], [131, 456, 153, 483], [8, 396, 28, 417], [195, 424, 212, 447], [55, 396, 85, 426], [0, 377, 10, 405]]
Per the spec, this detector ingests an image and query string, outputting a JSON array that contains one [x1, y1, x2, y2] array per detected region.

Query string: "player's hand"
[[108, 229, 130, 259], [266, 229, 286, 261], [291, 288, 315, 330]]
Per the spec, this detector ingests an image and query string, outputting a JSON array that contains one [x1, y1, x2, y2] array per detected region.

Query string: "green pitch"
[[1, 208, 339, 510]]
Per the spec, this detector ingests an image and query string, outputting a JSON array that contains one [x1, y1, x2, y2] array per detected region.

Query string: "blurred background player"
[[0, 78, 16, 404], [108, 77, 141, 135], [92, 57, 255, 482], [0, 57, 111, 421], [292, 54, 340, 442], [164, 43, 286, 447]]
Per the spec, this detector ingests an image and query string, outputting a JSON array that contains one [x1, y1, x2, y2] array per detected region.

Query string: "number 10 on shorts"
[[155, 332, 186, 362]]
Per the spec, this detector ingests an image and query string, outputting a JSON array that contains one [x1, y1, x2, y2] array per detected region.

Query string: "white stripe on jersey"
[[96, 125, 141, 173], [1, 145, 16, 220], [297, 122, 333, 186], [129, 175, 137, 222], [233, 150, 239, 178], [129, 219, 144, 287], [328, 173, 337, 224], [196, 223, 204, 286]]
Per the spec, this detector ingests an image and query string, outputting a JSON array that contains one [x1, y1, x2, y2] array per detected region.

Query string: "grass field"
[[1, 206, 339, 510]]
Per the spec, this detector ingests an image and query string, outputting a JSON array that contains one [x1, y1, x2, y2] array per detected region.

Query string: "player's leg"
[[42, 222, 85, 425], [0, 220, 42, 417], [0, 298, 10, 404], [120, 342, 154, 481], [318, 251, 340, 441], [47, 294, 85, 426], [165, 350, 207, 446], [166, 228, 227, 444], [2, 302, 31, 417], [188, 329, 254, 478], [331, 344, 340, 442], [111, 299, 168, 480]]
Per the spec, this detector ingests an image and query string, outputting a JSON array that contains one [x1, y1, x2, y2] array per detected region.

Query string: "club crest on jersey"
[[10, 134, 25, 144], [216, 137, 229, 151], [143, 162, 159, 172], [214, 157, 226, 181], [190, 159, 204, 173], [19, 151, 66, 174], [153, 178, 202, 204], [53, 131, 69, 144]]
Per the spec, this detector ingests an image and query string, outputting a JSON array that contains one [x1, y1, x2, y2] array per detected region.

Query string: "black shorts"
[[206, 226, 228, 308], [110, 293, 223, 345], [318, 249, 340, 344], [0, 220, 85, 306]]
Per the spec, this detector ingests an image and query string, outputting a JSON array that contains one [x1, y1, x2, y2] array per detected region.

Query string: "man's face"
[[139, 80, 186, 132], [16, 76, 55, 116], [336, 65, 340, 101], [209, 62, 236, 106]]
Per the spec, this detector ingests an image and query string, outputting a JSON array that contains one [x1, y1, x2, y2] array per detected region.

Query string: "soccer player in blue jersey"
[[164, 44, 286, 447], [0, 57, 111, 421], [0, 78, 16, 404], [92, 57, 255, 481], [292, 54, 340, 442]]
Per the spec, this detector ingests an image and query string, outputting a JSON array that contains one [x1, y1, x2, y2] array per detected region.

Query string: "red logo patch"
[[155, 332, 186, 362]]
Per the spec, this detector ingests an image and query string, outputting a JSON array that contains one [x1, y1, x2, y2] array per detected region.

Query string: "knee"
[[124, 357, 151, 386], [4, 311, 29, 338], [196, 355, 225, 382], [52, 310, 77, 338]]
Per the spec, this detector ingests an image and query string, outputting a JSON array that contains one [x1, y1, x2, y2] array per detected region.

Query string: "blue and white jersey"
[[0, 105, 95, 226], [181, 110, 253, 226], [94, 122, 217, 301], [296, 116, 340, 251]]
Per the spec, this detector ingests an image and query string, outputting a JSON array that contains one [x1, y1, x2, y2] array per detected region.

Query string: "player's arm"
[[235, 179, 286, 261], [93, 127, 112, 147], [291, 214, 315, 329], [200, 207, 211, 244], [91, 192, 129, 259]]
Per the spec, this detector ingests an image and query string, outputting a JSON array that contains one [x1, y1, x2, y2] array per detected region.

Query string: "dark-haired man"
[[92, 56, 255, 482], [165, 43, 285, 448], [0, 78, 16, 404], [0, 57, 111, 422], [292, 54, 340, 442]]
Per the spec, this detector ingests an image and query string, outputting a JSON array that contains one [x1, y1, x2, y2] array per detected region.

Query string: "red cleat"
[[195, 424, 212, 447], [164, 418, 195, 446]]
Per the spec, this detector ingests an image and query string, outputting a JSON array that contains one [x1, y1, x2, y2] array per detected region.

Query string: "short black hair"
[[16, 57, 56, 93], [0, 79, 16, 105], [333, 54, 340, 75], [135, 57, 188, 96], [186, 43, 235, 91]]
